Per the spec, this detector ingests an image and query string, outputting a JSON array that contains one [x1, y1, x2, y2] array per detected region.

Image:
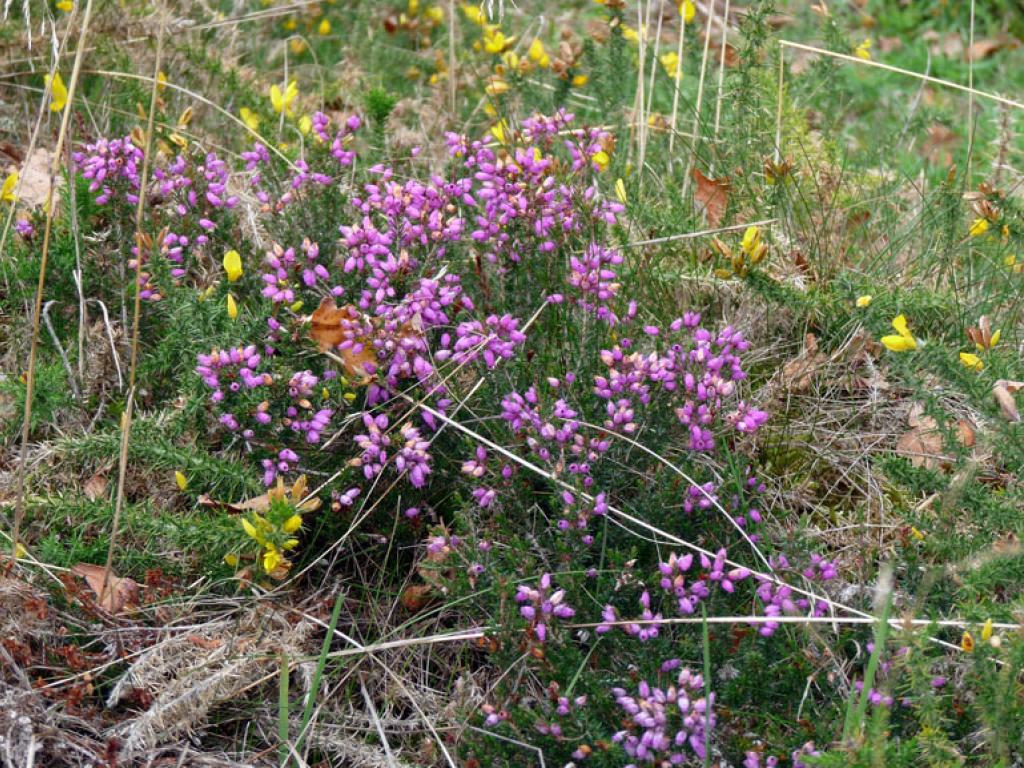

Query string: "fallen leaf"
[[400, 584, 435, 612], [896, 426, 944, 470], [781, 334, 828, 392], [71, 563, 140, 613], [922, 124, 958, 165], [198, 490, 320, 515], [309, 297, 378, 383], [692, 169, 730, 228], [966, 35, 1017, 61], [906, 402, 938, 430], [993, 380, 1022, 422], [923, 29, 963, 59], [955, 419, 976, 448], [187, 634, 224, 650], [2, 148, 61, 209], [83, 473, 108, 501]]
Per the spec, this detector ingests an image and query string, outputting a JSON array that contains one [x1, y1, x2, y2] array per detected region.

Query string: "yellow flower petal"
[[318, 18, 331, 35], [741, 226, 761, 255], [528, 39, 550, 68], [1, 171, 18, 203], [969, 218, 989, 237], [489, 120, 509, 144], [615, 177, 627, 204], [56, 0, 73, 10], [239, 107, 260, 132], [571, 73, 589, 87], [678, 0, 696, 23], [223, 552, 239, 567], [227, 293, 238, 320], [856, 295, 872, 308], [961, 631, 974, 652], [881, 334, 916, 352], [263, 547, 283, 573], [591, 150, 610, 171], [299, 114, 312, 134], [891, 314, 911, 337], [223, 250, 243, 282], [461, 3, 485, 24], [854, 38, 872, 60], [174, 470, 188, 491], [959, 352, 983, 371], [659, 51, 682, 80], [981, 618, 993, 642], [45, 72, 68, 112], [988, 329, 1000, 348], [241, 517, 261, 542], [282, 514, 303, 533], [485, 78, 510, 96]]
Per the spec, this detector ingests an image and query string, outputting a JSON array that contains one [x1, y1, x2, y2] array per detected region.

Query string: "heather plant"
[[2, 0, 1024, 767]]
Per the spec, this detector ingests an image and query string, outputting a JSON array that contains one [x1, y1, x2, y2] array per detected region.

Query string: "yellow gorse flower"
[[528, 38, 551, 68], [854, 38, 872, 60], [981, 618, 994, 642], [959, 352, 983, 371], [969, 218, 989, 237], [1, 172, 18, 203], [482, 25, 514, 54], [270, 80, 299, 116], [660, 51, 682, 80], [461, 3, 486, 25], [227, 293, 239, 320], [318, 18, 331, 35], [46, 72, 68, 112], [571, 73, 589, 87], [485, 77, 510, 96], [175, 471, 188, 491], [741, 226, 768, 264], [298, 114, 312, 134], [615, 178, 627, 204], [678, 0, 696, 22], [961, 631, 975, 652], [856, 295, 872, 308], [240, 107, 261, 132], [56, 0, 74, 10], [263, 547, 284, 573], [880, 314, 917, 352], [591, 149, 610, 172], [223, 250, 243, 282]]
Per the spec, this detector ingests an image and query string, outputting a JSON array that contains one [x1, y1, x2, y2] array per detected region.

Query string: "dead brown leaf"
[[198, 475, 321, 515], [781, 334, 828, 392], [309, 296, 358, 351], [309, 297, 378, 383], [923, 30, 963, 59], [896, 426, 944, 469], [71, 563, 140, 614], [993, 380, 1022, 422], [3, 148, 61, 209], [956, 419, 976, 448], [83, 473, 108, 501], [906, 402, 938, 430], [692, 169, 730, 228], [966, 35, 1018, 61], [400, 584, 436, 612], [922, 124, 958, 165]]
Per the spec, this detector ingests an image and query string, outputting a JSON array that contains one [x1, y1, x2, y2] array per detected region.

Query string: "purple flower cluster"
[[516, 573, 575, 643], [754, 554, 837, 637], [73, 135, 144, 205], [611, 661, 715, 765], [568, 243, 625, 323]]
